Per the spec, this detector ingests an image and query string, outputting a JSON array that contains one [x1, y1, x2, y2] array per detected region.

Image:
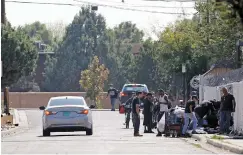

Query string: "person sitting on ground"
[[182, 96, 198, 137], [194, 100, 211, 127]]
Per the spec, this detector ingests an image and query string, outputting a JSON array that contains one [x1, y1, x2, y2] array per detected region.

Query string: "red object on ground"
[[119, 106, 125, 114]]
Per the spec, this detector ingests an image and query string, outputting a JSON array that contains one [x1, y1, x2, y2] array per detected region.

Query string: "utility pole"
[[206, 0, 210, 45], [236, 40, 243, 68], [1, 0, 6, 24], [182, 64, 186, 103]]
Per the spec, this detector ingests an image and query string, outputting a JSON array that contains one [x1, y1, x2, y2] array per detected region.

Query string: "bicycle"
[[124, 104, 132, 128]]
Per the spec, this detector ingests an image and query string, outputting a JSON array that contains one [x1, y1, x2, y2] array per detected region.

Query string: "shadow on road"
[[37, 134, 88, 137]]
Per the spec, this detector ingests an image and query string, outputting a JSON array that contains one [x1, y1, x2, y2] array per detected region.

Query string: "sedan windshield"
[[49, 98, 85, 106], [122, 85, 148, 92]]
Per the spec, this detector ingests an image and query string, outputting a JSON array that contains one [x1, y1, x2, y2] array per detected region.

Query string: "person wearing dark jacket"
[[123, 93, 135, 126], [219, 87, 236, 134], [106, 84, 118, 111], [132, 91, 143, 137], [143, 93, 154, 133]]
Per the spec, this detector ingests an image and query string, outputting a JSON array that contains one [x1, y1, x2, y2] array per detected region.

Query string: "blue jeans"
[[189, 113, 203, 129], [133, 113, 140, 134], [220, 111, 231, 133], [110, 98, 116, 110], [182, 112, 198, 134]]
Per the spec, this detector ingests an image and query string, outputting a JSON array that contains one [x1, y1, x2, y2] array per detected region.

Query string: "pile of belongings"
[[171, 106, 184, 118], [203, 127, 220, 134]]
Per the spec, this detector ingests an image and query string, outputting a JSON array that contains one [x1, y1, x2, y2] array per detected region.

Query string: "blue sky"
[[6, 0, 196, 37]]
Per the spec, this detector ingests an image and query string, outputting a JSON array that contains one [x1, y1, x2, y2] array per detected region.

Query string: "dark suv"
[[119, 84, 149, 104]]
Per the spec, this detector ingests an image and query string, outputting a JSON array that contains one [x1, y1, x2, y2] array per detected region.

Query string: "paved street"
[[1, 110, 227, 154]]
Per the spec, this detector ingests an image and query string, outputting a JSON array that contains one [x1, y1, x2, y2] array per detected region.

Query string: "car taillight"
[[81, 109, 89, 114], [120, 92, 127, 96], [44, 110, 56, 115]]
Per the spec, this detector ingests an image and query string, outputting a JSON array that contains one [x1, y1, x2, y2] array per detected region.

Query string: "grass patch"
[[211, 135, 224, 140], [192, 143, 202, 148]]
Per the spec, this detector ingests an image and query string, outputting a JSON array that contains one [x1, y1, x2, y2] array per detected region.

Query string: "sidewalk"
[[192, 134, 243, 154], [1, 108, 28, 137]]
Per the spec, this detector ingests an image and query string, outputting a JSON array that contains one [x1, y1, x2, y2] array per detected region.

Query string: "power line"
[[74, 0, 195, 8], [74, 0, 195, 15], [87, 0, 197, 3], [141, 0, 200, 2], [6, 0, 195, 15], [6, 0, 79, 6]]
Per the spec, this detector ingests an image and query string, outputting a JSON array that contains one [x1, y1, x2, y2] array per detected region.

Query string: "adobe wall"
[[1, 92, 119, 109]]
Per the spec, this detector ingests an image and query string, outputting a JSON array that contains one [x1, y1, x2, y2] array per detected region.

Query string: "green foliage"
[[79, 56, 109, 108], [41, 2, 242, 97], [43, 6, 108, 91], [19, 21, 58, 51], [105, 22, 144, 88], [1, 24, 38, 88]]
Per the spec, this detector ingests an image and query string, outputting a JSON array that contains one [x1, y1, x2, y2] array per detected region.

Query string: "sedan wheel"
[[43, 129, 50, 136], [86, 125, 93, 135]]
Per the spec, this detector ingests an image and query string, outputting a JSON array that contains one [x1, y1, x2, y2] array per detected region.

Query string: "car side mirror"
[[89, 105, 96, 109], [39, 106, 45, 110]]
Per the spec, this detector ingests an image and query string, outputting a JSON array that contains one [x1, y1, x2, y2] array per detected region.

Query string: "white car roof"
[[50, 96, 84, 100]]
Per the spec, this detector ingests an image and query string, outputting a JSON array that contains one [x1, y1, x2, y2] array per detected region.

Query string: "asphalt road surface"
[[1, 110, 229, 154]]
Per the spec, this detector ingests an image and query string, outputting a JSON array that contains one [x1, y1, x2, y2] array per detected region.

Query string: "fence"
[[0, 92, 119, 109], [200, 81, 243, 134]]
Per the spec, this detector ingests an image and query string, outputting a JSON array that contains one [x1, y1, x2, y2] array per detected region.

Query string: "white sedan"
[[39, 96, 95, 136]]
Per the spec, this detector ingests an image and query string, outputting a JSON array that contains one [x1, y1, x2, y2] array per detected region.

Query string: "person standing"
[[107, 84, 118, 111], [143, 93, 154, 133], [219, 87, 236, 134], [132, 91, 143, 137], [156, 89, 170, 137], [182, 96, 198, 136], [123, 92, 135, 126]]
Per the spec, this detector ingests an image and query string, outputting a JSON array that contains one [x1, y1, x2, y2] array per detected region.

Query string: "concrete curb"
[[191, 134, 243, 154], [13, 109, 20, 125], [191, 134, 203, 141], [1, 109, 29, 138], [207, 139, 243, 154]]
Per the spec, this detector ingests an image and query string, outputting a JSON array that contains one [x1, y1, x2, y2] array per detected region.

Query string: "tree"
[[43, 6, 108, 91], [20, 21, 56, 50], [46, 20, 67, 42], [79, 56, 109, 108], [133, 38, 161, 90], [1, 23, 38, 88], [105, 22, 144, 88]]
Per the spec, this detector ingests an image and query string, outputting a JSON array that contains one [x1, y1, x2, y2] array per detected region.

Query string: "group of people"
[[180, 87, 236, 136], [106, 84, 236, 137], [122, 89, 171, 137]]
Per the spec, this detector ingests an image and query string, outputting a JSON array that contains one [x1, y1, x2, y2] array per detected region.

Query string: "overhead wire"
[[73, 0, 195, 8], [74, 0, 195, 15], [6, 0, 196, 15]]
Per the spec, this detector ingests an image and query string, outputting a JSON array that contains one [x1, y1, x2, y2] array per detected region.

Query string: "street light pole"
[[1, 0, 6, 24], [236, 40, 243, 68], [182, 63, 186, 103]]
